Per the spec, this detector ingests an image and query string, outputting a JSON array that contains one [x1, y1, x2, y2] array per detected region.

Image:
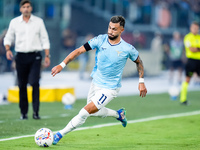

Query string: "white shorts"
[[87, 82, 120, 110]]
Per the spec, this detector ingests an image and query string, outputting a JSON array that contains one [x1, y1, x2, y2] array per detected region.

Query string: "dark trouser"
[[15, 51, 42, 115], [185, 58, 200, 77]]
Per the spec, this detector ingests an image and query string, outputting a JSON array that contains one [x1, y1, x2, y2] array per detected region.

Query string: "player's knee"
[[78, 108, 90, 119], [84, 101, 99, 114]]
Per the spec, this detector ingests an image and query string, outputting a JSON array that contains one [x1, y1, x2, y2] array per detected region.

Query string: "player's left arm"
[[134, 56, 147, 97]]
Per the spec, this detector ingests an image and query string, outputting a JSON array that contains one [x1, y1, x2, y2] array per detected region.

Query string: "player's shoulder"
[[93, 34, 107, 43], [121, 38, 136, 51], [96, 34, 107, 40]]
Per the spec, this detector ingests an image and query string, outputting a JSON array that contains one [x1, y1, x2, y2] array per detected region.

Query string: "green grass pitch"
[[0, 91, 200, 149]]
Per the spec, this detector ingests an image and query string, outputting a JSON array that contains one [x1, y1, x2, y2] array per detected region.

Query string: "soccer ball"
[[62, 93, 76, 105], [34, 128, 54, 147], [168, 86, 180, 100]]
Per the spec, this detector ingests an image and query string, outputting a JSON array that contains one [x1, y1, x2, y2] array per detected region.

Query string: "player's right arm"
[[51, 45, 87, 77], [4, 20, 15, 60]]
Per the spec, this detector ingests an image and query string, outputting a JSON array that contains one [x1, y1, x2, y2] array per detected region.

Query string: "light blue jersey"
[[88, 34, 139, 89]]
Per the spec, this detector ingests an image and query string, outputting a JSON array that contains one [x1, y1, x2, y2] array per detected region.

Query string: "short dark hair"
[[20, 0, 32, 7], [110, 16, 125, 28], [191, 21, 199, 26]]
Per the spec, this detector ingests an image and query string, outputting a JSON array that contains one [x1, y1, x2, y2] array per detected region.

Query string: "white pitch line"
[[0, 114, 70, 123], [60, 114, 70, 117], [0, 110, 200, 142], [41, 116, 52, 119]]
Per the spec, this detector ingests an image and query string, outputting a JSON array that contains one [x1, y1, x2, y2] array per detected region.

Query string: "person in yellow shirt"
[[180, 22, 200, 105]]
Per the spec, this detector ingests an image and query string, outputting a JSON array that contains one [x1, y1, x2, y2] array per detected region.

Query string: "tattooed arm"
[[134, 56, 147, 97], [134, 56, 144, 78]]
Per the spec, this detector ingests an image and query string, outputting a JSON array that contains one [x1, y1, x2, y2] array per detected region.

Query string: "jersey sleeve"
[[88, 34, 104, 50], [129, 45, 139, 61]]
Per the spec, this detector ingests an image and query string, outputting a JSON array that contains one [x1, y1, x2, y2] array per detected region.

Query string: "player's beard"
[[108, 33, 119, 40]]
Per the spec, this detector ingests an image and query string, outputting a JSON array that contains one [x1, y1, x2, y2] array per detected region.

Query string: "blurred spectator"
[[162, 42, 170, 70], [150, 32, 162, 53], [122, 30, 146, 49], [150, 31, 165, 71], [0, 29, 13, 73], [176, 0, 190, 28], [128, 0, 140, 23], [142, 0, 152, 24], [60, 28, 77, 70], [121, 31, 134, 44], [14, 0, 21, 16], [132, 30, 146, 49], [191, 0, 200, 23], [77, 33, 94, 80], [155, 1, 171, 28], [62, 28, 77, 54], [45, 3, 55, 19], [0, 30, 6, 73], [168, 31, 184, 84], [4, 0, 15, 17]]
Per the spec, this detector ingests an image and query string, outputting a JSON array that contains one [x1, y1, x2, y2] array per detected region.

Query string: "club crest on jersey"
[[115, 50, 122, 56]]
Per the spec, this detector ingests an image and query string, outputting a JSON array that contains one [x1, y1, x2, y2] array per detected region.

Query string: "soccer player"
[[180, 22, 200, 105], [51, 15, 147, 144]]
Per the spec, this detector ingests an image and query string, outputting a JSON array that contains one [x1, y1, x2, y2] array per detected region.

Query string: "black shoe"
[[20, 114, 28, 120], [180, 101, 189, 106], [33, 113, 41, 119]]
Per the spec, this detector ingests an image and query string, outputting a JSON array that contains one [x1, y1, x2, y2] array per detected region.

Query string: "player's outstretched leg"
[[53, 132, 63, 145], [116, 108, 127, 127], [53, 108, 90, 145]]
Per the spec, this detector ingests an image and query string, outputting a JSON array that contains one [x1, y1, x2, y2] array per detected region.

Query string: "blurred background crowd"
[[0, 0, 200, 83]]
